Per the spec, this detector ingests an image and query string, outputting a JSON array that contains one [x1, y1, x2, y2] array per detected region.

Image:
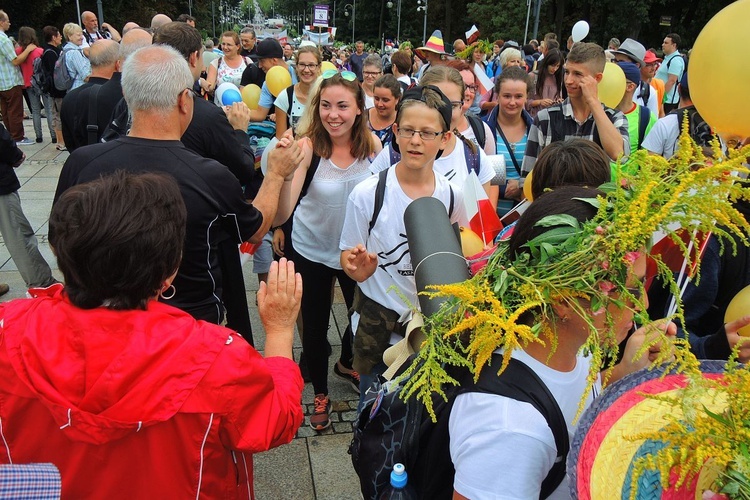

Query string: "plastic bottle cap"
[[390, 463, 408, 489]]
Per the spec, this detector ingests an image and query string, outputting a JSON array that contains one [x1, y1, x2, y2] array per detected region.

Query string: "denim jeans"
[[26, 86, 44, 140]]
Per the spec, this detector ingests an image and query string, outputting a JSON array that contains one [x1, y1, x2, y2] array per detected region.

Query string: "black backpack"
[[31, 49, 55, 94], [466, 114, 486, 150], [350, 354, 568, 500], [668, 105, 715, 153]]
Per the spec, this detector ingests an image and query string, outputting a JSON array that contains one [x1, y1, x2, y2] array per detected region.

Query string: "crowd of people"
[[0, 8, 748, 499]]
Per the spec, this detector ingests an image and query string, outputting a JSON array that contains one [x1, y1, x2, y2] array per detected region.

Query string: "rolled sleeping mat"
[[404, 197, 470, 318]]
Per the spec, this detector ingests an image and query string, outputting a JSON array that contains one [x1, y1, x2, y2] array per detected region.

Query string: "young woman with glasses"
[[279, 70, 382, 432], [274, 45, 322, 138]]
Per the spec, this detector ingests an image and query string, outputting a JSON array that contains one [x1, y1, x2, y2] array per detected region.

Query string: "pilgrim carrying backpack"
[[349, 354, 568, 500]]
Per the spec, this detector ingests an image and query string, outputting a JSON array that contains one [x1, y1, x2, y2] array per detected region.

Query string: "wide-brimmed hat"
[[643, 50, 661, 64], [611, 38, 646, 67], [415, 30, 447, 60]]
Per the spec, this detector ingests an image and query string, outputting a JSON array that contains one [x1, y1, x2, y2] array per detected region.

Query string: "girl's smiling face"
[[319, 84, 361, 139]]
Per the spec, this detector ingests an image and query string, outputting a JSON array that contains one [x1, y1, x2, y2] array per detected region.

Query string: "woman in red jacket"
[[0, 171, 304, 499]]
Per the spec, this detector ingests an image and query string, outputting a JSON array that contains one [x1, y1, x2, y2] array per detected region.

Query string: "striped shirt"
[[495, 130, 527, 216], [521, 98, 629, 174], [0, 31, 23, 91]]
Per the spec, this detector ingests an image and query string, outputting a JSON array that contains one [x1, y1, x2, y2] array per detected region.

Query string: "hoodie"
[[0, 285, 303, 498]]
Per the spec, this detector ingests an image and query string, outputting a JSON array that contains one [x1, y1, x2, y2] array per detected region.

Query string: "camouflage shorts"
[[351, 287, 404, 375]]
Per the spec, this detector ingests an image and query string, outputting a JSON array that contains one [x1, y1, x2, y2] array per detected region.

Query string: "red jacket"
[[0, 286, 304, 499]]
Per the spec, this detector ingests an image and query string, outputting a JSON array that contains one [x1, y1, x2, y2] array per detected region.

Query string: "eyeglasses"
[[450, 100, 464, 110], [465, 85, 478, 93], [363, 71, 382, 77], [322, 69, 357, 81], [298, 63, 319, 70], [397, 127, 443, 141]]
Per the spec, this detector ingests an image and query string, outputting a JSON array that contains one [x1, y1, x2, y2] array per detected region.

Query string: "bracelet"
[[271, 226, 283, 232]]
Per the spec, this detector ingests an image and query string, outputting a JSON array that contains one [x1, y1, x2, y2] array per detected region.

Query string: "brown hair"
[[390, 50, 411, 74], [374, 73, 401, 99], [50, 171, 186, 310], [446, 59, 471, 72], [17, 26, 38, 47], [419, 66, 478, 154], [567, 42, 606, 74], [530, 138, 611, 199], [494, 65, 531, 94], [221, 30, 241, 54], [301, 72, 374, 160]]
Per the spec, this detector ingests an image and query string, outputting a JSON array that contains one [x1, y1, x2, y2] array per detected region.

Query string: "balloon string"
[[413, 251, 467, 279]]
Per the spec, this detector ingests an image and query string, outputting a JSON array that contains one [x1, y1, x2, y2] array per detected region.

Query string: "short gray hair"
[[363, 54, 382, 71], [88, 40, 120, 67], [500, 48, 522, 68], [240, 27, 256, 37], [122, 45, 194, 112]]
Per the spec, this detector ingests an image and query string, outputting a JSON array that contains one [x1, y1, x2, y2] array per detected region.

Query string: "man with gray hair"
[[60, 38, 120, 151], [240, 26, 258, 61], [54, 45, 304, 325]]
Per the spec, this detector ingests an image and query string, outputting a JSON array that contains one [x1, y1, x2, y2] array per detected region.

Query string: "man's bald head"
[[88, 39, 119, 78], [119, 27, 152, 63], [81, 11, 98, 32], [121, 22, 140, 36], [151, 14, 172, 30]]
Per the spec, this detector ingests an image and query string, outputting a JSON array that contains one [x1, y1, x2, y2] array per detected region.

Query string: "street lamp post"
[[416, 0, 427, 46], [344, 2, 355, 44]]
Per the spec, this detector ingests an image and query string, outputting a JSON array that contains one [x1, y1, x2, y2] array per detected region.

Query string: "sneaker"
[[16, 138, 35, 146], [36, 137, 43, 143], [51, 137, 57, 144], [333, 362, 360, 394], [310, 393, 331, 431]]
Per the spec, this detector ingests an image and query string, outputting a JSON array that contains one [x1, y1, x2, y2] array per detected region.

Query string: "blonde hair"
[[63, 23, 83, 41]]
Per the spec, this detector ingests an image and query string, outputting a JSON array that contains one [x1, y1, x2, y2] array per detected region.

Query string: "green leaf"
[[524, 226, 581, 249], [598, 181, 619, 193], [534, 214, 581, 228], [572, 197, 601, 209], [703, 405, 733, 428]]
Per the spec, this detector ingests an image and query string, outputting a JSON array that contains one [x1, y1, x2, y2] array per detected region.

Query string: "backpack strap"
[[469, 355, 569, 499], [369, 167, 389, 234], [87, 85, 101, 145], [467, 115, 486, 150], [297, 153, 322, 207], [637, 105, 651, 150]]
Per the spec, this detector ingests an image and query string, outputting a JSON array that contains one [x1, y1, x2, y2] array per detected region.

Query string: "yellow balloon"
[[598, 62, 626, 108], [266, 66, 293, 97], [241, 84, 261, 110], [459, 227, 484, 257], [320, 61, 337, 73], [724, 284, 750, 337], [690, 0, 750, 137], [523, 170, 534, 201]]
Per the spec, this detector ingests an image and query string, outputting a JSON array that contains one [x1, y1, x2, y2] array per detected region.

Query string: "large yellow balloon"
[[320, 61, 337, 73], [241, 84, 261, 110], [266, 66, 293, 97], [724, 284, 750, 337], [598, 62, 626, 108], [523, 170, 534, 201], [690, 0, 750, 137]]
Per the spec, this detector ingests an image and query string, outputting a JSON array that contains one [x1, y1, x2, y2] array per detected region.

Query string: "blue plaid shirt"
[[0, 31, 23, 91], [521, 98, 629, 174], [0, 463, 61, 499]]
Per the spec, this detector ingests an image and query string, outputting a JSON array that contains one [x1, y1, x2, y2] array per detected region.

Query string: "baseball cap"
[[616, 61, 641, 85], [611, 38, 646, 67], [256, 38, 283, 59]]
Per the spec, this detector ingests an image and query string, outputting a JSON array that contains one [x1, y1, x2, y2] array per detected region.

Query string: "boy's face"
[[564, 60, 602, 98], [393, 105, 449, 171]]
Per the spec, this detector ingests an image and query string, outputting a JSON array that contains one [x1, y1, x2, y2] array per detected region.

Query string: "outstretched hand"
[[342, 244, 378, 282], [257, 258, 302, 358], [267, 129, 303, 181], [724, 315, 750, 363]]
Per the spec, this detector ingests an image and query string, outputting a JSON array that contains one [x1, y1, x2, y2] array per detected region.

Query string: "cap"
[[611, 38, 646, 67], [643, 50, 660, 64], [256, 38, 283, 59], [616, 61, 641, 85]]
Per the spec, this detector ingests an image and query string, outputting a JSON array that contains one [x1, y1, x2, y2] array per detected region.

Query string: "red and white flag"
[[465, 25, 480, 45], [463, 171, 503, 246]]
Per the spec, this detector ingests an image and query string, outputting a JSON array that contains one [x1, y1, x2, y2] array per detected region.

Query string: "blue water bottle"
[[379, 463, 417, 499]]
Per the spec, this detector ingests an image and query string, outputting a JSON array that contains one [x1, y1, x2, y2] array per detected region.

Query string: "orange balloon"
[[724, 284, 750, 337]]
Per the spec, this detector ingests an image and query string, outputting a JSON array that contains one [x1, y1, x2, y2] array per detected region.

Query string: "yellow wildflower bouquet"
[[400, 128, 750, 420], [630, 356, 750, 499]]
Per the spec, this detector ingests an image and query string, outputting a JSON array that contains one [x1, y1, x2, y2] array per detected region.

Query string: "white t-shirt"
[[370, 142, 496, 188], [339, 167, 468, 317], [635, 83, 659, 116], [273, 87, 306, 134], [641, 113, 680, 159], [292, 156, 372, 268], [460, 119, 497, 156], [364, 93, 375, 110], [449, 348, 600, 500]]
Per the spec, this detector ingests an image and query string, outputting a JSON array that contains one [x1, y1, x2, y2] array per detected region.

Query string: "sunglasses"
[[322, 69, 357, 81]]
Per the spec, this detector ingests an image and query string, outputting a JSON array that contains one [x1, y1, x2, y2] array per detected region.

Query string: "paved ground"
[[3, 119, 362, 499]]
